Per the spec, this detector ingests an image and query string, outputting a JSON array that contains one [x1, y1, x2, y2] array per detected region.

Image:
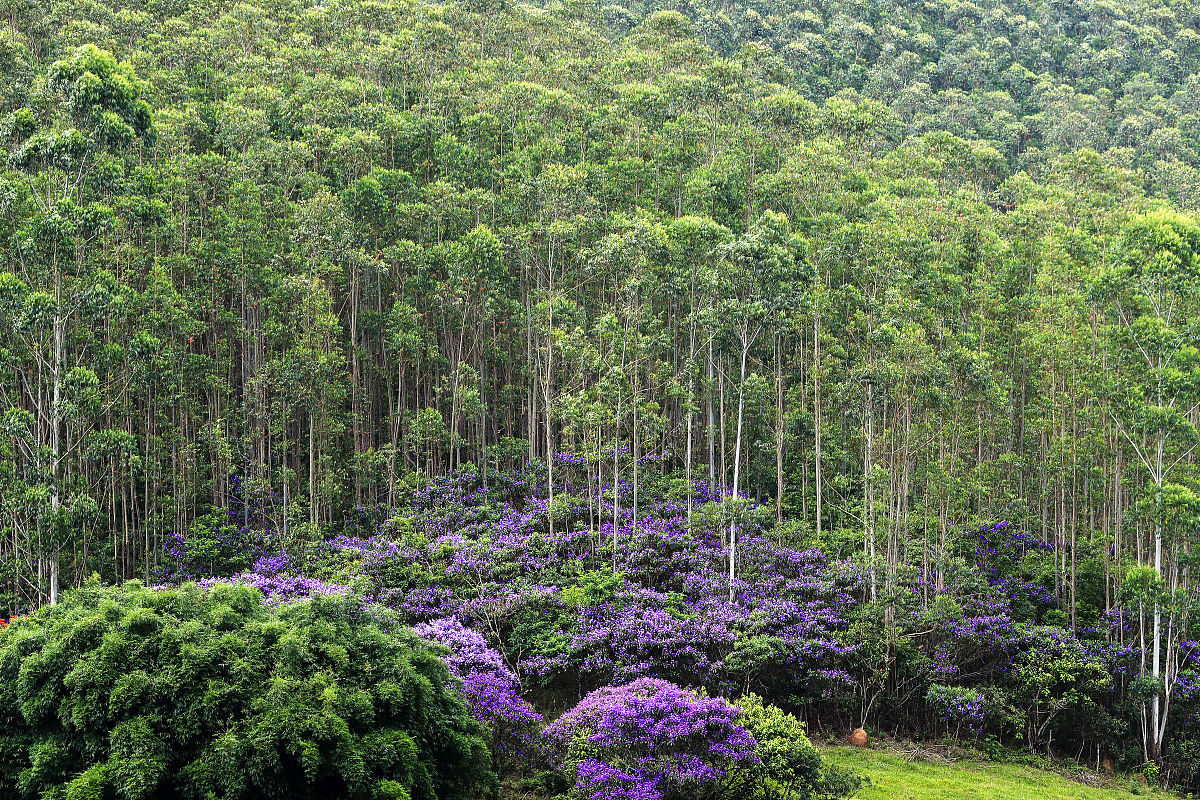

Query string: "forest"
[[2, 0, 1200, 794]]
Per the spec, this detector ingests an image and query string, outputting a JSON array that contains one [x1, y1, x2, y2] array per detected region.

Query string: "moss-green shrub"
[[729, 694, 862, 800]]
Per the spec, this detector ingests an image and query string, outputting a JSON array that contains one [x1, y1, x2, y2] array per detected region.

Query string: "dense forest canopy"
[[3, 0, 1200, 789], [622, 0, 1200, 206]]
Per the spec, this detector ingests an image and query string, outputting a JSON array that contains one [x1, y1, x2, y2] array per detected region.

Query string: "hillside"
[[2, 0, 1200, 795], [613, 0, 1200, 206]]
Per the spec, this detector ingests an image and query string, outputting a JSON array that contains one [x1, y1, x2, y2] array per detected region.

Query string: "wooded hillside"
[[3, 0, 1200, 786]]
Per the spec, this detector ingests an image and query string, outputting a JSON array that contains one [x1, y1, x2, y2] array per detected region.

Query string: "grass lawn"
[[823, 746, 1176, 800]]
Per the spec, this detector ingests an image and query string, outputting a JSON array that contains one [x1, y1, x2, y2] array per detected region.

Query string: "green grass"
[[823, 746, 1178, 800]]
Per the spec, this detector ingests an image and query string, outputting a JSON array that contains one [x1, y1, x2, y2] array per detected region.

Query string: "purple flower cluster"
[[414, 616, 514, 679], [971, 521, 1057, 607], [926, 683, 986, 735], [195, 546, 352, 603], [158, 475, 282, 582], [371, 470, 859, 697], [545, 678, 758, 800], [414, 617, 543, 772], [201, 570, 351, 604], [574, 758, 663, 800]]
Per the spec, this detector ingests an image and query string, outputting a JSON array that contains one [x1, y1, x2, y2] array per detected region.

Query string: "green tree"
[[4, 44, 153, 606], [1093, 209, 1200, 763], [0, 581, 494, 799]]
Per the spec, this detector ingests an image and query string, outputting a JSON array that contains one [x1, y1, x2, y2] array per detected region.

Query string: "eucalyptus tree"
[[1092, 209, 1200, 763], [663, 215, 728, 521], [717, 210, 801, 599], [2, 44, 153, 605]]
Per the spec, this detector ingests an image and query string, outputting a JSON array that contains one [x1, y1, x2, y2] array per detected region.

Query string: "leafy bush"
[[0, 580, 494, 800], [728, 694, 862, 800], [925, 684, 986, 739], [161, 509, 265, 581]]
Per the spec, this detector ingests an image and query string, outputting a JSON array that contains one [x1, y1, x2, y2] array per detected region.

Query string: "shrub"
[[925, 684, 986, 739], [728, 694, 862, 800], [160, 509, 264, 581], [0, 580, 494, 800], [544, 678, 758, 800], [414, 617, 544, 778]]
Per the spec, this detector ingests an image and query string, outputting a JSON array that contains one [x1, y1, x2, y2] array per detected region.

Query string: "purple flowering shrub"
[[414, 616, 514, 677], [199, 550, 352, 604], [925, 684, 986, 739], [570, 586, 735, 685], [967, 522, 1058, 622], [318, 532, 438, 607], [571, 758, 664, 800], [159, 476, 280, 582], [301, 466, 858, 706], [411, 474, 857, 697], [159, 509, 266, 582], [158, 462, 1163, 777], [544, 678, 758, 800], [414, 617, 544, 777]]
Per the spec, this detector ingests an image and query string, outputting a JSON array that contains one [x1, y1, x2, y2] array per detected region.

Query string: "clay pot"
[[848, 727, 868, 747]]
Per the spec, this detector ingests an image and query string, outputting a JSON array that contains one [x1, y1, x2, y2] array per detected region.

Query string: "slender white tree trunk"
[[730, 334, 749, 602], [814, 312, 822, 541]]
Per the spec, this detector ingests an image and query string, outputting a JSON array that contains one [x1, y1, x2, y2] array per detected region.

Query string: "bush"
[[544, 678, 758, 800], [414, 617, 544, 778], [161, 509, 264, 580], [0, 580, 494, 800], [925, 684, 986, 739], [728, 694, 862, 800]]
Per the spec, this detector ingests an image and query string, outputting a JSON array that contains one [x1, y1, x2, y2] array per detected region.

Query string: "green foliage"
[[0, 0, 1200, 783], [1010, 630, 1112, 752], [0, 582, 494, 799], [730, 694, 862, 800], [560, 567, 625, 609]]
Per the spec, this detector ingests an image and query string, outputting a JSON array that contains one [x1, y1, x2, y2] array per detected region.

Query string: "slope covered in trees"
[[2, 0, 1200, 789], [610, 0, 1200, 206]]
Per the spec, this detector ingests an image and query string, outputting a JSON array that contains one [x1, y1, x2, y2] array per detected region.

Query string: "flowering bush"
[[159, 476, 280, 581], [545, 678, 758, 800], [159, 511, 263, 581], [199, 550, 353, 603], [925, 684, 986, 739], [372, 469, 858, 698], [573, 758, 665, 800], [414, 617, 544, 777]]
